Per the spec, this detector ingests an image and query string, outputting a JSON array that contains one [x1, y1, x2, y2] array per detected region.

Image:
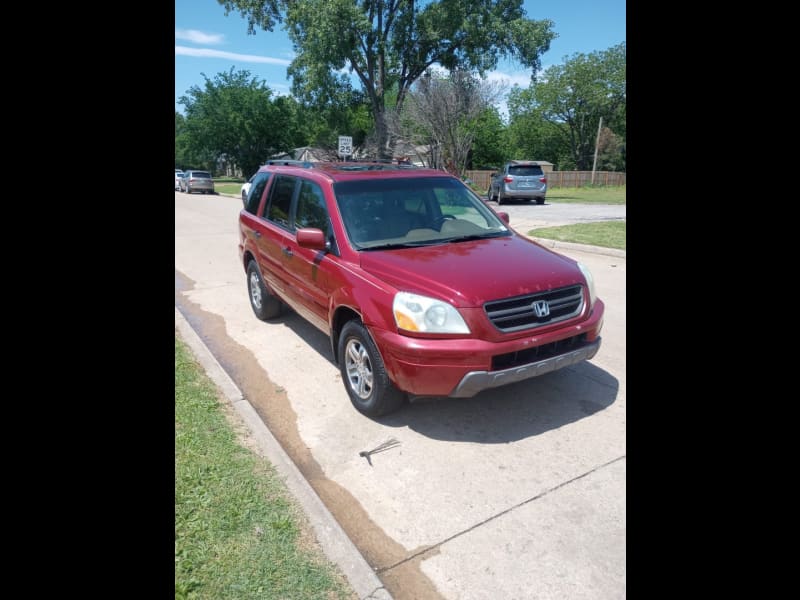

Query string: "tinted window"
[[508, 165, 543, 177], [265, 175, 296, 228], [245, 172, 271, 214], [294, 180, 329, 232], [191, 171, 211, 178]]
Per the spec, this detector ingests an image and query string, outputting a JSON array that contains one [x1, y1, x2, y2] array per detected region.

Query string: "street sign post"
[[338, 135, 353, 159]]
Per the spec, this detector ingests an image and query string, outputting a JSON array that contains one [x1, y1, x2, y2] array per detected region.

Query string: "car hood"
[[358, 235, 584, 307]]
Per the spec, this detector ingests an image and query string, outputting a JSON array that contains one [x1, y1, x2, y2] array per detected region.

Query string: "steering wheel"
[[432, 214, 456, 230]]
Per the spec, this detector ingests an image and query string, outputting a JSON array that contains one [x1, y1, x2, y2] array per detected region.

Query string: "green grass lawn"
[[214, 182, 244, 195], [547, 186, 626, 204], [175, 337, 354, 600], [530, 221, 626, 250]]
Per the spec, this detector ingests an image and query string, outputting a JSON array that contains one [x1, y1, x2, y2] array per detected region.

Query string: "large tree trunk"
[[373, 105, 395, 160]]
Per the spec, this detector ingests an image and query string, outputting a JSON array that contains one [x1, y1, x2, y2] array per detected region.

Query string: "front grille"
[[484, 285, 584, 333], [492, 333, 588, 370]]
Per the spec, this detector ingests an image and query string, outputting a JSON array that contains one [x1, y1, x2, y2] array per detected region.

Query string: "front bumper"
[[450, 338, 600, 397], [371, 300, 604, 397]]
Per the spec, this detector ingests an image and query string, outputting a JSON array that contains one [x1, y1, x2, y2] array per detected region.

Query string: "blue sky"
[[175, 0, 625, 118]]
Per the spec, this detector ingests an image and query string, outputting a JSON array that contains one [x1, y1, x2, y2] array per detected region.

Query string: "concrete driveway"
[[175, 191, 626, 599]]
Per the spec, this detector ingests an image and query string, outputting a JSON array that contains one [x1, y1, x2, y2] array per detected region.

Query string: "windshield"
[[334, 176, 509, 250]]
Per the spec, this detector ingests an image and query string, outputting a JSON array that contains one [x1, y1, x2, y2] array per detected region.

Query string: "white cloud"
[[175, 29, 224, 44], [271, 84, 291, 96], [483, 68, 548, 121], [485, 70, 532, 89], [175, 46, 292, 66]]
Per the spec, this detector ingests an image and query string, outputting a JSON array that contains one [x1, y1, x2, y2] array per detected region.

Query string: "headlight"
[[393, 292, 470, 334], [577, 262, 597, 308]]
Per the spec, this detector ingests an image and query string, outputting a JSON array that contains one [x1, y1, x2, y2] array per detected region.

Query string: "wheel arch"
[[330, 306, 362, 363], [242, 249, 257, 272]]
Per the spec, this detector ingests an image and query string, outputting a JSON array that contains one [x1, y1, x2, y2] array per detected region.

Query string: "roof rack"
[[265, 159, 314, 168]]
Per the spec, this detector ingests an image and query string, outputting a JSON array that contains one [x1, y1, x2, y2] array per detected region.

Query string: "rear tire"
[[247, 260, 282, 320], [536, 198, 545, 205], [338, 320, 405, 417]]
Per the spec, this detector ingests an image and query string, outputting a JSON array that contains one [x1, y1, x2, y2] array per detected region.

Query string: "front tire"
[[338, 320, 404, 417], [247, 260, 282, 320]]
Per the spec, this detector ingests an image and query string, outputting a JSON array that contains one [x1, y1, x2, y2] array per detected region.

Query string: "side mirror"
[[296, 227, 328, 250], [497, 212, 510, 224]]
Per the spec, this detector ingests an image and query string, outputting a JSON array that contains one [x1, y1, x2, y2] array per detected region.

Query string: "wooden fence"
[[464, 170, 626, 191]]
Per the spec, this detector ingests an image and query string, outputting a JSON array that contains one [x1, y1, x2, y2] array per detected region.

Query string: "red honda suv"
[[238, 162, 604, 417]]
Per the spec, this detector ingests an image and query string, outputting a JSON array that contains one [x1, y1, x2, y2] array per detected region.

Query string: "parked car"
[[175, 170, 184, 191], [238, 162, 603, 417], [179, 170, 215, 194], [241, 174, 255, 203], [488, 160, 548, 205]]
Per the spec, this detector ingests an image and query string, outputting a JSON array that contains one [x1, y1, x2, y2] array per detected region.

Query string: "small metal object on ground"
[[359, 438, 401, 466]]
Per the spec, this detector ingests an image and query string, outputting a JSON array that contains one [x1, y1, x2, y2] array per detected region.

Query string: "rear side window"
[[265, 175, 296, 228], [508, 165, 543, 177], [245, 172, 272, 214]]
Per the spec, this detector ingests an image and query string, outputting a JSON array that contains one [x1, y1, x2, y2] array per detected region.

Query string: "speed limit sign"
[[338, 135, 353, 157]]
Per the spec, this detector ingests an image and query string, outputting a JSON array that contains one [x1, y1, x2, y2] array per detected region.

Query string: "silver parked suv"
[[179, 170, 215, 194], [488, 160, 547, 205]]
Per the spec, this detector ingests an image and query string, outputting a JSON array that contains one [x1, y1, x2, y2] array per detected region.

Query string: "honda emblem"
[[532, 300, 550, 317]]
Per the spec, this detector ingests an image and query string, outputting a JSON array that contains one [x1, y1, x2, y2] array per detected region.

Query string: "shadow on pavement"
[[278, 309, 618, 444], [377, 361, 617, 443]]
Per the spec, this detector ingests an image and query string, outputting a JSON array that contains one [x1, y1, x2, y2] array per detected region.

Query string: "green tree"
[[175, 111, 215, 170], [178, 68, 305, 177], [506, 92, 574, 169], [469, 106, 509, 169], [218, 0, 555, 158], [295, 86, 374, 156], [517, 42, 626, 170], [596, 126, 625, 172]]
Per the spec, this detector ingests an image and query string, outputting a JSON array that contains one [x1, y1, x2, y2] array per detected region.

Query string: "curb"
[[175, 308, 393, 600], [529, 236, 626, 259]]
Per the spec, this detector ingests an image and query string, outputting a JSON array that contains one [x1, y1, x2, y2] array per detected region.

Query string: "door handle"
[[282, 247, 293, 257]]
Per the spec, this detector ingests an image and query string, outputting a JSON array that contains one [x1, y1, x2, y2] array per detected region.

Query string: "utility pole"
[[591, 116, 603, 185]]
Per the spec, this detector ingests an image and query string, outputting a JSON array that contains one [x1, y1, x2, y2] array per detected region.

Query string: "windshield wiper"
[[443, 232, 508, 243], [360, 241, 433, 251]]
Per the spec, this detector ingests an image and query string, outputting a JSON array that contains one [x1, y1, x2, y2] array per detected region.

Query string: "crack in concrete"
[[376, 454, 626, 575], [362, 585, 391, 600]]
